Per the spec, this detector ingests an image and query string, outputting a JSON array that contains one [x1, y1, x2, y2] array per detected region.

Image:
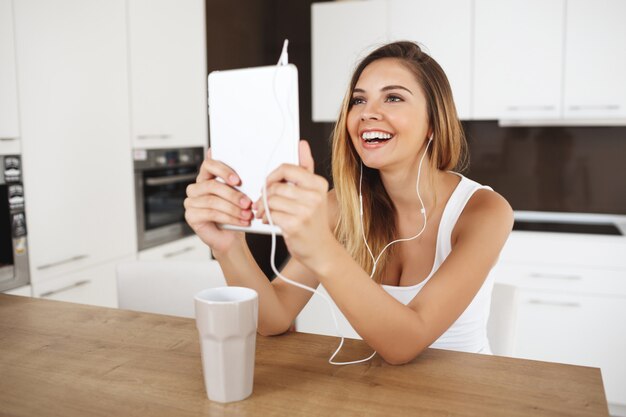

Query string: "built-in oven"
[[134, 147, 204, 251], [0, 155, 30, 292]]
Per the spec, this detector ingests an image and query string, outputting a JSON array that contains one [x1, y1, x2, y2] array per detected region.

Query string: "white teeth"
[[362, 131, 392, 140]]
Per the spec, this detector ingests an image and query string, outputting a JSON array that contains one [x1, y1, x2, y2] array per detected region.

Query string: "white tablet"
[[208, 64, 300, 235]]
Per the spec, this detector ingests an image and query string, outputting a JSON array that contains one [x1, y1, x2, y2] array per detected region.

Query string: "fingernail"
[[229, 174, 239, 184], [241, 210, 252, 219], [240, 219, 249, 225], [240, 197, 250, 208]]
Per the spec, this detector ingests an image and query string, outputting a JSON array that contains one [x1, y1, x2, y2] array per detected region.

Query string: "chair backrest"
[[487, 282, 518, 356], [294, 284, 361, 340], [116, 260, 226, 318]]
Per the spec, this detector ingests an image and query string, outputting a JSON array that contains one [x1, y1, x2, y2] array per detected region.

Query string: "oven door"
[[136, 166, 197, 250], [0, 186, 30, 291]]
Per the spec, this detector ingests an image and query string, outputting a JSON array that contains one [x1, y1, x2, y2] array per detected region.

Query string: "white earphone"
[[264, 41, 436, 365], [359, 136, 433, 277]]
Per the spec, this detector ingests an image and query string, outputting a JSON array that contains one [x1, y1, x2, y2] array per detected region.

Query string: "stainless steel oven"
[[0, 155, 30, 292], [134, 147, 204, 250]]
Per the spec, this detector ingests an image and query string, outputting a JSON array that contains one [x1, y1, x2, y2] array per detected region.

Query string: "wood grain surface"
[[0, 294, 608, 417]]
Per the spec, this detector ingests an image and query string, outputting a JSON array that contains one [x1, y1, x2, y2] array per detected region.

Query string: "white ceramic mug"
[[194, 286, 258, 403]]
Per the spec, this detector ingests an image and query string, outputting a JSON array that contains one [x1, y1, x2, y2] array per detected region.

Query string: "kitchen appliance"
[[134, 147, 204, 250], [0, 155, 30, 292]]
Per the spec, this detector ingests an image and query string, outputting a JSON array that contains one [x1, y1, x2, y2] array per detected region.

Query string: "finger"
[[265, 182, 301, 200], [262, 195, 310, 218], [185, 206, 251, 227], [196, 149, 241, 186], [299, 140, 314, 173], [185, 195, 253, 222], [252, 182, 297, 218], [187, 180, 252, 209], [258, 211, 297, 236], [264, 164, 324, 192]]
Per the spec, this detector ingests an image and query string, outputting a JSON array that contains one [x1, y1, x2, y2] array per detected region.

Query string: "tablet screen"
[[208, 64, 300, 235]]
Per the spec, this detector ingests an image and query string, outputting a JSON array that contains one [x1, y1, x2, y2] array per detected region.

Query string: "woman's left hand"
[[253, 140, 333, 267]]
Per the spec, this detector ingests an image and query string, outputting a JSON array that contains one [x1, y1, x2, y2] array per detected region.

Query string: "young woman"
[[184, 41, 513, 365]]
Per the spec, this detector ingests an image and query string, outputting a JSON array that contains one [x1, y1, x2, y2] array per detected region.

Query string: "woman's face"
[[347, 58, 430, 171]]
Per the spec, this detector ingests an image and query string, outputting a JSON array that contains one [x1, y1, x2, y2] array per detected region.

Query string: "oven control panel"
[[133, 147, 204, 170]]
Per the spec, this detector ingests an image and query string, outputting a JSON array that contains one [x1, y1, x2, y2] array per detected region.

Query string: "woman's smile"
[[360, 128, 396, 148]]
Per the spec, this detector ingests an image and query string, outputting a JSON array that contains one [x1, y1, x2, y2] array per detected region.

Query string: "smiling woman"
[[334, 43, 470, 284], [184, 41, 514, 365]]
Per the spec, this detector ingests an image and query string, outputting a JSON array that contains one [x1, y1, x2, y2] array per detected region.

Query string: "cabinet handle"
[[505, 105, 556, 111], [145, 173, 197, 186], [136, 134, 172, 140], [568, 104, 620, 111], [0, 137, 19, 141], [164, 246, 195, 258], [40, 280, 91, 298], [528, 272, 582, 281], [37, 254, 89, 270], [527, 299, 581, 308]]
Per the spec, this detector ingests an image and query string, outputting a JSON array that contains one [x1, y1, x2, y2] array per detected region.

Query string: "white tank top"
[[381, 173, 494, 354], [301, 173, 495, 354]]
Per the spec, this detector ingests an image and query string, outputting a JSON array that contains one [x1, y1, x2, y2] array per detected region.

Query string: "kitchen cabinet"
[[314, 0, 626, 124], [137, 235, 211, 261], [33, 257, 134, 308], [388, 0, 472, 120], [0, 0, 21, 154], [490, 230, 626, 412], [14, 0, 137, 284], [473, 0, 565, 120], [512, 289, 626, 409], [311, 0, 388, 122], [562, 0, 626, 119], [312, 0, 472, 122], [127, 0, 208, 149]]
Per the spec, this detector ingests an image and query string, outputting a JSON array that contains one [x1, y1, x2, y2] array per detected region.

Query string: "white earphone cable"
[[262, 42, 371, 365], [359, 137, 433, 278], [260, 42, 432, 365]]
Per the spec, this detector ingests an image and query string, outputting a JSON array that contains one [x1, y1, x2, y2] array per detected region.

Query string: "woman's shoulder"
[[454, 177, 514, 240]]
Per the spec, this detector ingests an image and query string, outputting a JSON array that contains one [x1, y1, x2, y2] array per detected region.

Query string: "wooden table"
[[0, 294, 609, 417]]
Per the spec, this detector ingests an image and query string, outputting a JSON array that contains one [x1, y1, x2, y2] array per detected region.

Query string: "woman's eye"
[[350, 97, 365, 106], [386, 95, 402, 103]]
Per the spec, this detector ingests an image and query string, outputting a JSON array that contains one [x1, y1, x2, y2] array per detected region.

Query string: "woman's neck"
[[379, 158, 439, 215]]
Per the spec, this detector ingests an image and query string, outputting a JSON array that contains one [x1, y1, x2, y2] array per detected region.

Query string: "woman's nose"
[[360, 107, 382, 121]]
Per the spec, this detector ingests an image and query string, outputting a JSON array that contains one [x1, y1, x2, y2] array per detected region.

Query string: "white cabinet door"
[[473, 0, 565, 120], [137, 235, 211, 261], [563, 0, 626, 119], [3, 285, 31, 297], [33, 256, 134, 308], [312, 0, 388, 122], [14, 0, 137, 283], [0, 0, 21, 154], [128, 0, 208, 149], [388, 0, 472, 120], [513, 289, 626, 407]]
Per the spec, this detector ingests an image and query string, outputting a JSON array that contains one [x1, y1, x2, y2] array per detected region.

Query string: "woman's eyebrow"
[[352, 85, 413, 95], [382, 85, 413, 95]]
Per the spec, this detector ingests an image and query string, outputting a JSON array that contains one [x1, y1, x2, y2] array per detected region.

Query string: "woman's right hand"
[[184, 149, 253, 257]]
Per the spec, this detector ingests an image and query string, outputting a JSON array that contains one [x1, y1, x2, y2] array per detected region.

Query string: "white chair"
[[116, 260, 226, 318], [296, 281, 520, 355], [487, 282, 518, 356], [295, 284, 361, 339]]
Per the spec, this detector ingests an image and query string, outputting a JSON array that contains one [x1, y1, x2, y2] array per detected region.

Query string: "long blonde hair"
[[331, 41, 468, 283]]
